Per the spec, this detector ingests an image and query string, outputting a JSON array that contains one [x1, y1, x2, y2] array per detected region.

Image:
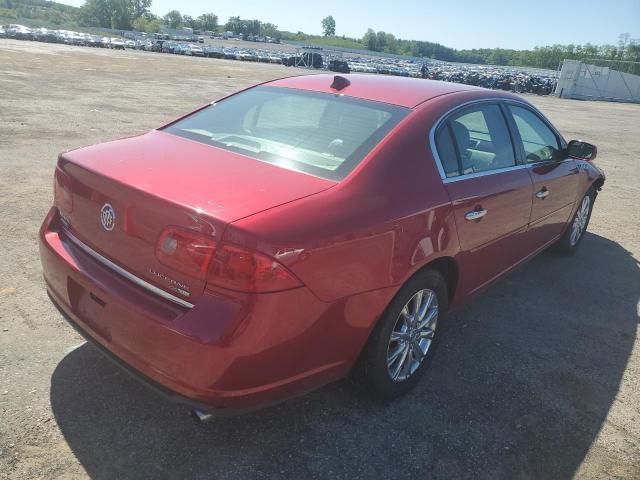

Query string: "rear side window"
[[163, 86, 408, 181], [435, 104, 516, 177], [509, 106, 562, 162]]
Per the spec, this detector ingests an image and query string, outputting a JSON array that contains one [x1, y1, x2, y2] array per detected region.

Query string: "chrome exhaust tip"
[[190, 409, 214, 424]]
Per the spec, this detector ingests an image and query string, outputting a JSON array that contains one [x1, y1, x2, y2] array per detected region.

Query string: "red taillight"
[[54, 168, 73, 212], [208, 243, 302, 293], [155, 227, 217, 280]]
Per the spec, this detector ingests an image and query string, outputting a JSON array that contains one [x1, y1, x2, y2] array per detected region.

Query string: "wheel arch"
[[352, 255, 459, 385], [592, 174, 605, 192], [417, 256, 458, 307], [363, 255, 460, 342], [396, 256, 459, 310]]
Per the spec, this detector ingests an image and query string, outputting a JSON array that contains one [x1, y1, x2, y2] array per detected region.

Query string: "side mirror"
[[567, 140, 597, 161]]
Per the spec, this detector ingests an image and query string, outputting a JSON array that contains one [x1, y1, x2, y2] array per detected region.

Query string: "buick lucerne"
[[39, 74, 605, 420]]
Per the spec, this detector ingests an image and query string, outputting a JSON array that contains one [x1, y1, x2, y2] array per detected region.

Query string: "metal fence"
[[582, 58, 640, 76], [555, 59, 640, 103]]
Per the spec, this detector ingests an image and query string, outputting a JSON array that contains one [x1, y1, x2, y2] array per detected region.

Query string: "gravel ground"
[[0, 39, 639, 480]]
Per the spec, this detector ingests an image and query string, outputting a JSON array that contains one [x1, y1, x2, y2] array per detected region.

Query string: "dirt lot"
[[0, 39, 639, 479]]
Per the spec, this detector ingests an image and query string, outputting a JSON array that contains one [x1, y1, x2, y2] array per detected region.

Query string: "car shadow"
[[50, 233, 639, 479]]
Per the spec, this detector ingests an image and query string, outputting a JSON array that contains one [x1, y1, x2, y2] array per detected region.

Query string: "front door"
[[505, 104, 580, 250], [434, 102, 533, 295]]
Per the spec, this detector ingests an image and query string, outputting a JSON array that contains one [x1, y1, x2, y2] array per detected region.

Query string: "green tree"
[[130, 0, 150, 19], [384, 32, 398, 54], [79, 0, 148, 30], [599, 44, 619, 60], [618, 32, 631, 57], [362, 28, 377, 51], [132, 14, 161, 32], [229, 18, 262, 36], [197, 13, 218, 32], [486, 48, 512, 65], [321, 15, 335, 36], [247, 19, 261, 35], [261, 22, 278, 38], [626, 40, 640, 62], [108, 0, 133, 29], [182, 14, 197, 29], [225, 15, 241, 33], [163, 9, 182, 28], [376, 31, 387, 51], [79, 0, 111, 28]]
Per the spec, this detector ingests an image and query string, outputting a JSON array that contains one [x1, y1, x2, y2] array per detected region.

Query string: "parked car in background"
[[125, 40, 136, 48], [39, 75, 604, 421], [31, 28, 48, 41], [0, 27, 6, 38], [161, 41, 176, 54], [173, 43, 188, 55], [86, 35, 101, 47], [69, 33, 87, 46], [185, 44, 204, 56], [239, 50, 259, 62], [6, 24, 32, 40], [222, 49, 237, 60], [110, 38, 125, 50], [204, 46, 224, 58]]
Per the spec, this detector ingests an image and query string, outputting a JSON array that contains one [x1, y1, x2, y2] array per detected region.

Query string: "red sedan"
[[39, 74, 604, 420]]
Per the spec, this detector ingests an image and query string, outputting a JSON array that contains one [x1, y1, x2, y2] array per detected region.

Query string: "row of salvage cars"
[[2, 24, 126, 49], [1, 24, 559, 95], [0, 24, 290, 63]]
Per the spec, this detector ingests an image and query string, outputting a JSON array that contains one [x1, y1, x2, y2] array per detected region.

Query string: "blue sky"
[[58, 0, 639, 50]]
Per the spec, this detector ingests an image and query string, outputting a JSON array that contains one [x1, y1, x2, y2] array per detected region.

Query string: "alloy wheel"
[[386, 288, 439, 382], [570, 195, 591, 246]]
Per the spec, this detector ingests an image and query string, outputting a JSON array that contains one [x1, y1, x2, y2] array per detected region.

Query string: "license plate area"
[[67, 276, 112, 341]]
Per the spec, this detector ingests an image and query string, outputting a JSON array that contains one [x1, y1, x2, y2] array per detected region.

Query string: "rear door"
[[434, 102, 533, 294], [505, 104, 580, 250]]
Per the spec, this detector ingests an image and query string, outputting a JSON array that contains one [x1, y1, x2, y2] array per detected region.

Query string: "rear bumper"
[[47, 289, 234, 415], [40, 207, 392, 411]]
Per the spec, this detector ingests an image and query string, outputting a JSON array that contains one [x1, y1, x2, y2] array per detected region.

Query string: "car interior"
[[165, 87, 407, 180], [436, 104, 516, 177]]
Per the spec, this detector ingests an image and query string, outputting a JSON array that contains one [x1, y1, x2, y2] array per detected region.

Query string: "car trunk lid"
[[57, 130, 334, 304]]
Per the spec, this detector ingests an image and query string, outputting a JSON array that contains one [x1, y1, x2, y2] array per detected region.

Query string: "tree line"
[[0, 0, 78, 27], [357, 29, 640, 70]]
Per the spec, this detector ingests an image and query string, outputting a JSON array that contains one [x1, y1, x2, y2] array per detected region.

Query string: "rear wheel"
[[553, 187, 596, 254], [358, 269, 448, 400]]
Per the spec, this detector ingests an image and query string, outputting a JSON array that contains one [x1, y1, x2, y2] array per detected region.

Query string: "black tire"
[[357, 268, 448, 400], [553, 187, 596, 255]]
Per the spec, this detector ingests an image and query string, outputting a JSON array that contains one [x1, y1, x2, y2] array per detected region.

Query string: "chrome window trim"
[[442, 158, 575, 184], [442, 164, 529, 183], [64, 230, 195, 309], [428, 97, 565, 183]]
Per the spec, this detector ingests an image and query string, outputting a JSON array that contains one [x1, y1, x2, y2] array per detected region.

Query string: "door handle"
[[536, 188, 550, 199], [464, 209, 487, 221]]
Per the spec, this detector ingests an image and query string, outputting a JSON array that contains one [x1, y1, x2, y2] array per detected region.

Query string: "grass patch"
[[297, 36, 365, 50]]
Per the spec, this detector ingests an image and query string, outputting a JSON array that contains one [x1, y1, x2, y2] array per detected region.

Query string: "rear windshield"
[[163, 86, 409, 180]]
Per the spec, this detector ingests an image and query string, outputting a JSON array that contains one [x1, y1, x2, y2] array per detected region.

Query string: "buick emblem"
[[100, 203, 115, 231]]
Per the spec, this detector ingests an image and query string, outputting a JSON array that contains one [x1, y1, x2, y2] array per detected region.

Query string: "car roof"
[[266, 74, 499, 109]]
